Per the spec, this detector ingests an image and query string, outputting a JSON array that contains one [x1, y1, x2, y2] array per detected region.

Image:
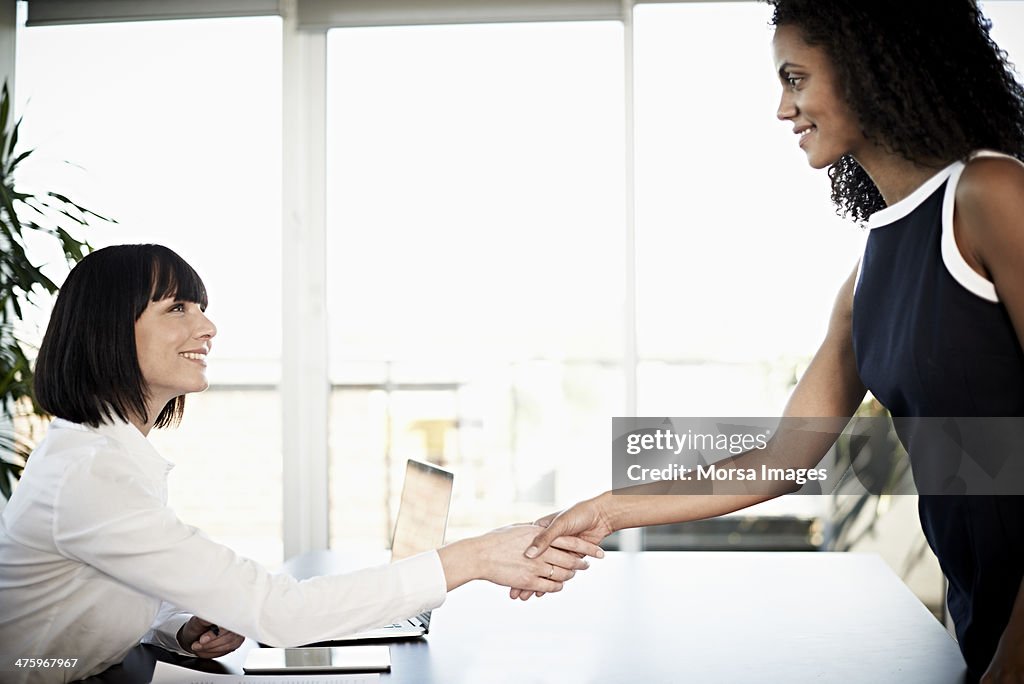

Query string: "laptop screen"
[[390, 460, 454, 561]]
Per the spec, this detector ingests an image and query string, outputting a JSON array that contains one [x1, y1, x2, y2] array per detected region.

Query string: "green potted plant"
[[0, 81, 113, 500]]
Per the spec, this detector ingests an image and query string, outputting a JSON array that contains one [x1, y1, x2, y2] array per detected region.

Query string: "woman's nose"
[[197, 312, 217, 340], [777, 91, 797, 120]]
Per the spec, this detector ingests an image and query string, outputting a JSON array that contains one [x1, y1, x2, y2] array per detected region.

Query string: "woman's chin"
[[805, 152, 836, 170], [182, 379, 210, 395]]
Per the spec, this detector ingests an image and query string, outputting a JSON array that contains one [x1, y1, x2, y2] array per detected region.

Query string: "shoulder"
[[43, 420, 121, 463], [955, 154, 1024, 266], [30, 420, 105, 470], [51, 434, 163, 532], [956, 154, 1024, 219], [36, 421, 151, 495]]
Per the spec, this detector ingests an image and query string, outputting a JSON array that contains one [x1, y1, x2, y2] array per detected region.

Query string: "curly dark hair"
[[767, 0, 1024, 222]]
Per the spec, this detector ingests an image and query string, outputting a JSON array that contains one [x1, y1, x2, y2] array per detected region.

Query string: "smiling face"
[[773, 24, 870, 169], [134, 296, 216, 418]]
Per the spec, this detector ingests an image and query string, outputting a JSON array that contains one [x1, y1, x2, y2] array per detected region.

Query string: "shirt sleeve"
[[140, 602, 193, 656], [52, 453, 448, 647]]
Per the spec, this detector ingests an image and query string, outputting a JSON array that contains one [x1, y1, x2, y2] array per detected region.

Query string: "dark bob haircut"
[[767, 0, 1024, 223], [34, 244, 209, 429]]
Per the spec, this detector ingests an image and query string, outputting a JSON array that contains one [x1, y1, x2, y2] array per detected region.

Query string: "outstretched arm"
[[522, 263, 867, 563]]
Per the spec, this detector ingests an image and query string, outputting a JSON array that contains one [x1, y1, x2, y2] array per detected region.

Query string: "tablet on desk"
[[243, 646, 391, 674]]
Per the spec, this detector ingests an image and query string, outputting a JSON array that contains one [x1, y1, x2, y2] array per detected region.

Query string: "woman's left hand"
[[177, 616, 245, 658]]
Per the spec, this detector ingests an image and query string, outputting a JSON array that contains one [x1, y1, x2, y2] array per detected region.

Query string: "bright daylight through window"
[[10, 0, 1024, 562]]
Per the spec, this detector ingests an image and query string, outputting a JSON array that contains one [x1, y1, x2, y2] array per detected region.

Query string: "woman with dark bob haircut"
[[0, 244, 601, 682], [517, 1, 1024, 681]]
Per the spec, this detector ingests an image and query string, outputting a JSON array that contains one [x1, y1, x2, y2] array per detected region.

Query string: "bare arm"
[[955, 155, 1024, 348], [955, 156, 1024, 682], [525, 264, 867, 557]]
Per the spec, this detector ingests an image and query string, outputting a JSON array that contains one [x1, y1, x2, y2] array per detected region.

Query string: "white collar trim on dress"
[[865, 160, 961, 230]]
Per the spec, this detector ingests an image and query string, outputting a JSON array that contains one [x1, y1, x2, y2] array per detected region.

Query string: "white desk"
[[284, 550, 967, 683], [91, 551, 966, 683]]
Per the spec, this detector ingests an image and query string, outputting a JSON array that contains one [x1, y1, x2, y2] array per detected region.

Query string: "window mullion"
[[282, 0, 329, 558]]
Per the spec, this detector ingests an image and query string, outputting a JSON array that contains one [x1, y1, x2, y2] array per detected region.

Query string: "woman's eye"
[[170, 303, 185, 313], [786, 75, 803, 88]]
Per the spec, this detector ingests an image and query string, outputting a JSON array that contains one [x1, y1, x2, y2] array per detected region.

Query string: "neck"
[[129, 415, 154, 437], [853, 147, 949, 207], [129, 400, 166, 437]]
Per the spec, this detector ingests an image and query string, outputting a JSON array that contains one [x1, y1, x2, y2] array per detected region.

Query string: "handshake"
[[437, 496, 613, 599], [177, 497, 615, 662]]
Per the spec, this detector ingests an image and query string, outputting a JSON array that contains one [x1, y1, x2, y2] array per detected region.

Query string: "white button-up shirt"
[[0, 419, 446, 683]]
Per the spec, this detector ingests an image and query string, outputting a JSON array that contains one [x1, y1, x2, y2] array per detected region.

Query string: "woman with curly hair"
[[519, 1, 1024, 680]]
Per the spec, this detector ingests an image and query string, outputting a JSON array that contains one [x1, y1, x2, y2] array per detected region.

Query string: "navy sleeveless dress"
[[852, 154, 1024, 680]]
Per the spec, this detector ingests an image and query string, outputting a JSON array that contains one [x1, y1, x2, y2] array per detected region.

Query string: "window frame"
[[23, 0, 1020, 556]]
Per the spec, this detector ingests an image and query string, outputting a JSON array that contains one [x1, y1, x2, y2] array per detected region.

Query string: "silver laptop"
[[329, 459, 454, 641]]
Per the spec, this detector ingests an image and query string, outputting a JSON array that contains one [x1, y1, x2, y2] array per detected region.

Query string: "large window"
[[12, 0, 1024, 564], [631, 2, 863, 522], [634, 2, 863, 409], [16, 14, 284, 564], [324, 21, 626, 547]]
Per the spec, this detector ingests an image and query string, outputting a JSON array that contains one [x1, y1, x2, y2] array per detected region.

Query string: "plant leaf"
[[6, 116, 20, 161], [7, 147, 33, 172], [46, 192, 117, 224], [0, 82, 10, 144], [0, 77, 113, 480]]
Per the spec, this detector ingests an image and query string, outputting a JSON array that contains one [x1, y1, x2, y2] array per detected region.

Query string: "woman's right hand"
[[437, 524, 601, 593], [525, 496, 615, 559], [509, 495, 616, 600]]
